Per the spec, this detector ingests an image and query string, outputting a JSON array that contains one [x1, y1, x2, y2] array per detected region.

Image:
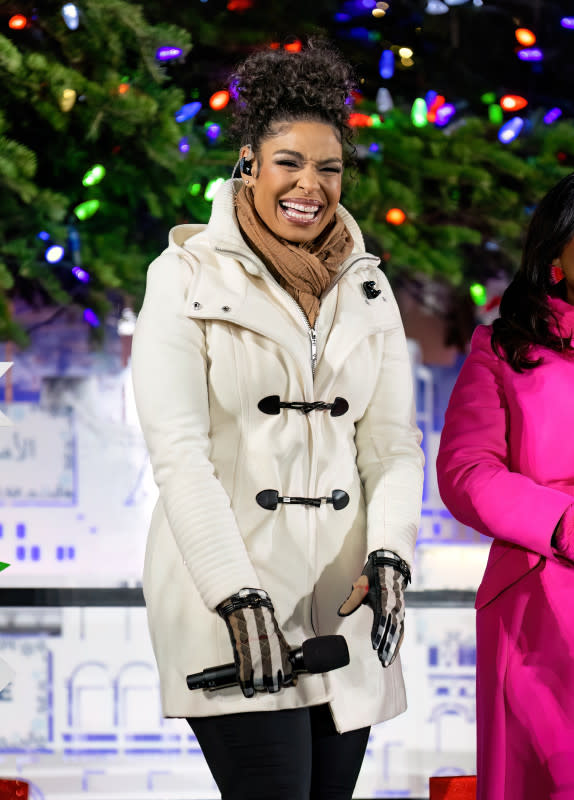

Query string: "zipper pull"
[[310, 328, 318, 374]]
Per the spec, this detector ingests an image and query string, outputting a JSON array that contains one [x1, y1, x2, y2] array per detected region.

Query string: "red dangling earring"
[[550, 264, 565, 284]]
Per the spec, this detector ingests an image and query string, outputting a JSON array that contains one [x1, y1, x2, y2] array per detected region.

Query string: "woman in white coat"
[[131, 41, 424, 800]]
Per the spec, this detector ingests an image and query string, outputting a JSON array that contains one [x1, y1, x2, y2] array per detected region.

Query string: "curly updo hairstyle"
[[228, 39, 356, 160]]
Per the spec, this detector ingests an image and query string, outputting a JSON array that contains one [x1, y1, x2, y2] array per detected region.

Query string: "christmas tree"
[[0, 0, 191, 343], [2, 0, 574, 343]]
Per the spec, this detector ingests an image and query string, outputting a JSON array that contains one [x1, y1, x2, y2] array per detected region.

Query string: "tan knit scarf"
[[235, 184, 354, 328]]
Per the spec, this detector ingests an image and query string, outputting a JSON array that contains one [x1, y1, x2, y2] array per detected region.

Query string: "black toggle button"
[[256, 489, 350, 511], [258, 395, 349, 417], [363, 280, 381, 300]]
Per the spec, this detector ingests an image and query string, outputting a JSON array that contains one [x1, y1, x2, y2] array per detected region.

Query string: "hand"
[[552, 504, 574, 561], [337, 550, 410, 668], [217, 588, 296, 698]]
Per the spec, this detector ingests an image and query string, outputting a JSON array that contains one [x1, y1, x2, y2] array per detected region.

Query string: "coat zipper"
[[213, 246, 379, 377]]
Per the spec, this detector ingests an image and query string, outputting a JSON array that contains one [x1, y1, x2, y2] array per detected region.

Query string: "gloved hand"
[[552, 504, 574, 561], [337, 550, 411, 668], [217, 588, 296, 698]]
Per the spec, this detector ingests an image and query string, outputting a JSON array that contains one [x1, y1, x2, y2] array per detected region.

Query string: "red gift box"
[[429, 775, 477, 800], [0, 780, 29, 799]]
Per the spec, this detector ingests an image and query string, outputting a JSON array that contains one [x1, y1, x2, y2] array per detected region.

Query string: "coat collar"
[[168, 178, 368, 278]]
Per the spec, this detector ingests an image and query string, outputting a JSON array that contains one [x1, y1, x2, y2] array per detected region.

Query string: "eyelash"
[[276, 160, 341, 174]]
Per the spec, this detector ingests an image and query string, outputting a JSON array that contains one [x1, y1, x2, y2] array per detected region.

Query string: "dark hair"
[[491, 172, 574, 372], [228, 39, 356, 160]]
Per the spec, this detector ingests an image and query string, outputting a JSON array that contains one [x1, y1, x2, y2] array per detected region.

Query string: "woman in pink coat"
[[437, 173, 574, 800]]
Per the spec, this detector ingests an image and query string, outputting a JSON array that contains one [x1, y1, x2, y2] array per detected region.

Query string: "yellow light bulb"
[[59, 88, 77, 112], [398, 47, 413, 58]]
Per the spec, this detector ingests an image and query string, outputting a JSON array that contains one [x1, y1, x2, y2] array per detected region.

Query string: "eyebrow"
[[273, 149, 343, 165]]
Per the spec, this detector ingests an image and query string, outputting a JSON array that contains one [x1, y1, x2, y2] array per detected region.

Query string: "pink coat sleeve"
[[436, 325, 573, 559]]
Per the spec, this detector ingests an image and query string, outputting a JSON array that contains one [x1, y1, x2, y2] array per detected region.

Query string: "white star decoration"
[[0, 362, 13, 426]]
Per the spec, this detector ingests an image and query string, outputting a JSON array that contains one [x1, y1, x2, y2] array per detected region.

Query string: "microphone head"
[[301, 635, 350, 673]]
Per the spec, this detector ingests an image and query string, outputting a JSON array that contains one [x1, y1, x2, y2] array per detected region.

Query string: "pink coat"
[[437, 296, 574, 800]]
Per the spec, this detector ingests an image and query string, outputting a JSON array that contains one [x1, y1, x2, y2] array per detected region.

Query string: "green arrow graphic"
[[0, 563, 10, 572]]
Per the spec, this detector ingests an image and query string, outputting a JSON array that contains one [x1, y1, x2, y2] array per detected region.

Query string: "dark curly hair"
[[491, 172, 574, 372], [228, 39, 356, 161]]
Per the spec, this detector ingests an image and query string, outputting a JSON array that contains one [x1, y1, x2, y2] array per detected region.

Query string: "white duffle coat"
[[131, 179, 424, 733]]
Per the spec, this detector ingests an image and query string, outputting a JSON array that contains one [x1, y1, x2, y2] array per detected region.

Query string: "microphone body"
[[187, 634, 349, 691]]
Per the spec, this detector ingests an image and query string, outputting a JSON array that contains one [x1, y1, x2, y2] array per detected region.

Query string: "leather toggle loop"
[[256, 489, 350, 511], [258, 395, 349, 417]]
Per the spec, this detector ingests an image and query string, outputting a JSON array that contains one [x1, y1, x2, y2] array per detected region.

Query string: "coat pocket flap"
[[475, 545, 543, 610]]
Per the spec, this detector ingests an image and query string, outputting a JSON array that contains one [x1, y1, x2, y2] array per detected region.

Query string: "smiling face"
[[240, 120, 344, 243]]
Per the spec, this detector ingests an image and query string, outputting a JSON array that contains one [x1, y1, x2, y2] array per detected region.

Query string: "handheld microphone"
[[186, 634, 350, 691]]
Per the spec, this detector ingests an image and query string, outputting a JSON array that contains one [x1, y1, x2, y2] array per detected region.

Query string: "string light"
[[411, 98, 428, 128], [188, 183, 202, 196], [561, 17, 574, 29], [544, 108, 562, 124], [156, 46, 183, 61], [425, 0, 449, 13], [386, 208, 406, 225], [72, 267, 90, 283], [205, 123, 221, 141], [488, 104, 503, 124], [210, 90, 230, 110], [82, 165, 106, 187], [37, 232, 50, 241], [74, 200, 100, 220], [379, 50, 394, 79], [515, 28, 536, 46], [427, 95, 445, 122], [500, 94, 528, 111], [117, 82, 130, 95], [45, 246, 65, 264], [376, 87, 393, 112], [498, 117, 524, 144], [398, 47, 413, 58], [179, 137, 190, 154], [470, 283, 487, 306], [8, 15, 27, 30], [175, 101, 202, 123], [435, 103, 456, 126], [204, 178, 225, 202], [59, 88, 77, 112], [227, 0, 254, 9], [349, 113, 373, 127], [83, 309, 100, 327], [517, 48, 543, 61], [284, 40, 302, 52], [61, 4, 80, 29]]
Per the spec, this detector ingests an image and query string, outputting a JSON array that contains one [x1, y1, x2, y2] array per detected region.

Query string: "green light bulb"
[[74, 199, 100, 220], [470, 283, 488, 306], [411, 98, 428, 128], [204, 178, 225, 202], [82, 164, 106, 187], [488, 104, 503, 124]]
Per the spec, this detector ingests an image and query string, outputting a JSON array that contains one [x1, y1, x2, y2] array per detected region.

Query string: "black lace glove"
[[337, 550, 411, 667], [217, 588, 296, 698]]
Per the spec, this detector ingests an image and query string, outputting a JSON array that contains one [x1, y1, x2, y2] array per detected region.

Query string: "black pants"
[[187, 703, 370, 800]]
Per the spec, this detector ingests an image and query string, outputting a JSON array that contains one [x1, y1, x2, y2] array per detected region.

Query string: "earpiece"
[[240, 157, 253, 176]]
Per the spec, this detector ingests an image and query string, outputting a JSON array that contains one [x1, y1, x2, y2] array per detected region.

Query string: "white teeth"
[[281, 202, 320, 213]]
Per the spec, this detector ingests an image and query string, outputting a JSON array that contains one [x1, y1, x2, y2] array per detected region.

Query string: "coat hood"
[[167, 178, 368, 277]]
